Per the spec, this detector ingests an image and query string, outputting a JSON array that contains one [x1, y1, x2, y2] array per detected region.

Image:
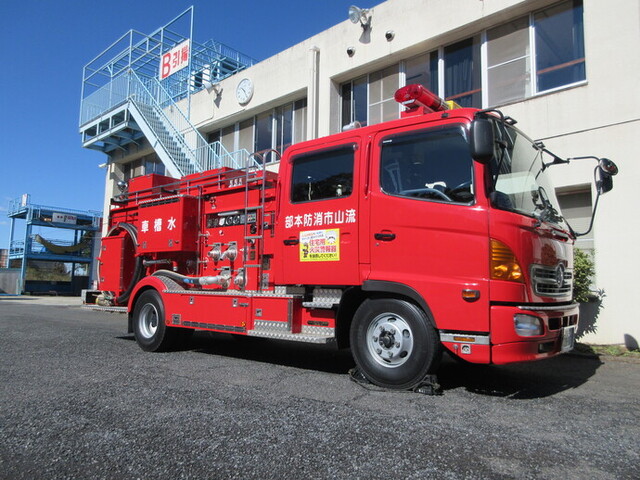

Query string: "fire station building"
[[81, 0, 639, 346]]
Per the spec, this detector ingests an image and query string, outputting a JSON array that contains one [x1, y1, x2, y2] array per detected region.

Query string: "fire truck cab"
[[98, 85, 617, 390]]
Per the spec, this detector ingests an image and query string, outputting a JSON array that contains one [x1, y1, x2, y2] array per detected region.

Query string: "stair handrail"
[[81, 69, 259, 173], [129, 70, 247, 172], [127, 70, 203, 174]]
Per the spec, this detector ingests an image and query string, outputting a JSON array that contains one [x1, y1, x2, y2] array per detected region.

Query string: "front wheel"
[[350, 298, 441, 389], [133, 289, 183, 352]]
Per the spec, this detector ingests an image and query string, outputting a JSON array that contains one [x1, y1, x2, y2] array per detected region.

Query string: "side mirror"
[[596, 158, 618, 195], [470, 118, 494, 163], [599, 158, 618, 175]]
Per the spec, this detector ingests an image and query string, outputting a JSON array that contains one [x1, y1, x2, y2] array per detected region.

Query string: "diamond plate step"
[[248, 320, 335, 344]]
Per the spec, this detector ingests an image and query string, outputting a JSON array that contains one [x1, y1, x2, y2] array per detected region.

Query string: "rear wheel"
[[350, 298, 441, 389], [133, 290, 183, 352]]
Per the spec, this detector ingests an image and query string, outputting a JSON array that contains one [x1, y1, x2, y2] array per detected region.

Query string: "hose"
[[152, 269, 230, 287], [103, 222, 141, 305], [115, 255, 144, 305]]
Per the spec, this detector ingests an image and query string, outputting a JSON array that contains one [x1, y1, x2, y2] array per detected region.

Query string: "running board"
[[82, 304, 127, 314], [248, 320, 335, 344]]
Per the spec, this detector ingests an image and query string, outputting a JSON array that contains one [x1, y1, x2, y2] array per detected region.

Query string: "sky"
[[0, 0, 361, 250]]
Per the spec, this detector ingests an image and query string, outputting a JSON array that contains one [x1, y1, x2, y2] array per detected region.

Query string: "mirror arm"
[[573, 187, 601, 237], [532, 140, 570, 172], [540, 147, 570, 172]]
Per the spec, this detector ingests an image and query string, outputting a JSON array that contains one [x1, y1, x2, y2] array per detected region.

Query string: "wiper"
[[531, 186, 562, 224], [530, 189, 547, 221]]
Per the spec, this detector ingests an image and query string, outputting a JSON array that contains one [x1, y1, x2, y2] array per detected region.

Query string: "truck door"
[[278, 137, 361, 286], [368, 124, 490, 332]]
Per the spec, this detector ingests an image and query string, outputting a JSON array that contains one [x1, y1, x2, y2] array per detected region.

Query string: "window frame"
[[532, 0, 586, 95], [205, 98, 307, 164], [378, 124, 476, 206], [339, 0, 586, 117], [443, 35, 483, 108], [123, 154, 165, 181], [340, 67, 401, 130], [290, 144, 356, 204]]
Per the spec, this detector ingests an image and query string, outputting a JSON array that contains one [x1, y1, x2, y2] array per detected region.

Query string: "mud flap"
[[348, 367, 443, 396]]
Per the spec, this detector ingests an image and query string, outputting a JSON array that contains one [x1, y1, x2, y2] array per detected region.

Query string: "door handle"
[[283, 238, 299, 246], [374, 232, 396, 241]]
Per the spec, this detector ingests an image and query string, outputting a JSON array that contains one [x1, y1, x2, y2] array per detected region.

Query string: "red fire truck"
[[98, 85, 618, 390]]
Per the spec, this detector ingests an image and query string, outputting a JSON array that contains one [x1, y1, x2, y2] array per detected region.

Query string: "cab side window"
[[380, 127, 474, 204], [291, 146, 354, 203]]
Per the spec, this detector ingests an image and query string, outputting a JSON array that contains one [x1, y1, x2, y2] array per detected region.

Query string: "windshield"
[[490, 123, 568, 230]]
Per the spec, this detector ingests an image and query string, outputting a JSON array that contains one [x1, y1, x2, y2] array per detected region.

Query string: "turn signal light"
[[490, 239, 524, 283]]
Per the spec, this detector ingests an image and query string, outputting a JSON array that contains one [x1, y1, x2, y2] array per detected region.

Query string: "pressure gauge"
[[236, 78, 254, 105]]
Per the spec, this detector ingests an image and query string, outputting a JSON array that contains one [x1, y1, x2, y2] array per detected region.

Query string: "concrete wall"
[[188, 0, 558, 135], [497, 0, 640, 344], [0, 269, 20, 295], [108, 0, 639, 344]]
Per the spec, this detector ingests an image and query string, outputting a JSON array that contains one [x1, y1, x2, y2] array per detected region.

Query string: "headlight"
[[514, 314, 543, 336]]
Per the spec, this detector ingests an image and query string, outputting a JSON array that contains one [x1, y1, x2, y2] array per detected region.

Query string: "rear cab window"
[[291, 147, 354, 203]]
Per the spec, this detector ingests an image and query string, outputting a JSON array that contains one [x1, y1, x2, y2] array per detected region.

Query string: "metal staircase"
[[79, 7, 257, 177], [128, 71, 207, 176]]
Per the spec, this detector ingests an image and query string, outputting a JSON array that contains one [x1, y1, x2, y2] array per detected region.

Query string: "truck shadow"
[[125, 332, 604, 399], [189, 332, 356, 375], [437, 353, 603, 399]]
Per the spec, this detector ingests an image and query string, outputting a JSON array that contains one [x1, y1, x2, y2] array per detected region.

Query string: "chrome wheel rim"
[[366, 313, 414, 368], [138, 303, 159, 339]]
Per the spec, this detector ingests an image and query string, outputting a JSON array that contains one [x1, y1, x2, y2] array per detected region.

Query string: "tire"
[[350, 298, 441, 389], [132, 289, 181, 352]]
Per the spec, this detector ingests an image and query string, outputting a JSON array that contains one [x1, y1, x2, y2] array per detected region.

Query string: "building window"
[[557, 187, 593, 252], [405, 52, 439, 93], [123, 154, 165, 180], [341, 76, 368, 128], [220, 126, 235, 154], [485, 0, 585, 105], [254, 112, 274, 162], [369, 66, 400, 125], [293, 99, 308, 144], [275, 104, 293, 154], [238, 119, 254, 154], [351, 0, 586, 112], [486, 16, 531, 106], [534, 0, 585, 93], [206, 99, 307, 164], [444, 36, 482, 107], [144, 157, 165, 176], [207, 130, 220, 145], [341, 66, 400, 129], [291, 146, 354, 203]]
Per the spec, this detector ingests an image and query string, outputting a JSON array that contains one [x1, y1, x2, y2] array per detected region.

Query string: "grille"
[[531, 265, 573, 297], [548, 314, 578, 330]]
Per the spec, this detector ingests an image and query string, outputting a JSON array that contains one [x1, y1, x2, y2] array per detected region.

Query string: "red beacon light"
[[395, 84, 449, 117]]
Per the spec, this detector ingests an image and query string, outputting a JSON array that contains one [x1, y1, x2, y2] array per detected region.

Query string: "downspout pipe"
[[308, 46, 320, 140]]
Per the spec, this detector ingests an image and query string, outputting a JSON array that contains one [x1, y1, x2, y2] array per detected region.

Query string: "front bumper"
[[490, 303, 579, 364], [440, 303, 579, 364]]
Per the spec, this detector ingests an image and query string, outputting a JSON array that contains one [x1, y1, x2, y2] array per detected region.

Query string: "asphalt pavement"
[[1, 296, 638, 479]]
